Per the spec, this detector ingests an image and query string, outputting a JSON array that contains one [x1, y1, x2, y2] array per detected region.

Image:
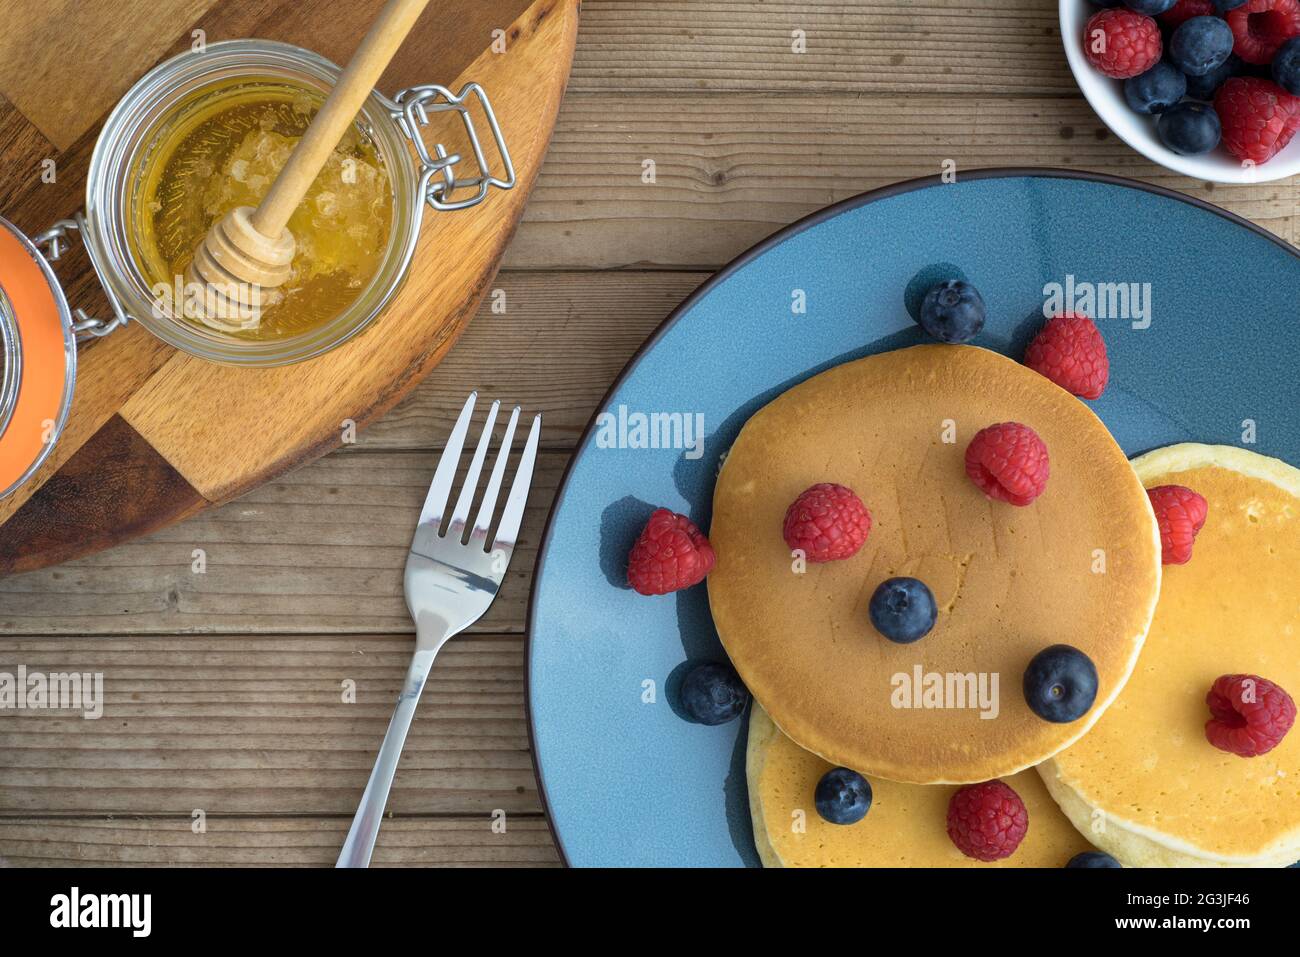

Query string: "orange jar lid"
[[0, 217, 76, 500]]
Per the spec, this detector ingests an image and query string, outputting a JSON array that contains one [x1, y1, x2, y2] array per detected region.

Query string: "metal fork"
[[337, 393, 541, 867]]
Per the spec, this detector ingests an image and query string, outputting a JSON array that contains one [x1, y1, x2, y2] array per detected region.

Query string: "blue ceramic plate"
[[526, 169, 1300, 867]]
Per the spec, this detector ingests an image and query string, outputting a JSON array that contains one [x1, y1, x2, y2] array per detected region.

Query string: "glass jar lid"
[[0, 216, 77, 500]]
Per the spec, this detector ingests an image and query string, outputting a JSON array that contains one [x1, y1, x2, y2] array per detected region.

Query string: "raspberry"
[[782, 483, 872, 563], [1205, 674, 1296, 756], [1084, 8, 1163, 79], [1024, 313, 1110, 400], [627, 508, 716, 596], [1225, 0, 1300, 63], [1161, 0, 1217, 28], [946, 780, 1029, 862], [1214, 76, 1300, 163], [1146, 484, 1208, 565], [964, 423, 1050, 507]]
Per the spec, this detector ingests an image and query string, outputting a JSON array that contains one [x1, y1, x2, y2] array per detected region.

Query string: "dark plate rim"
[[521, 165, 1300, 868]]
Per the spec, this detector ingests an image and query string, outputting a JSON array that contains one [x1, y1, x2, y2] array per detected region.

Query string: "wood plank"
[[506, 94, 1300, 270], [0, 93, 55, 214], [0, 817, 559, 866], [0, 416, 208, 576], [0, 451, 562, 635], [0, 111, 97, 246], [0, 634, 540, 816], [569, 0, 1077, 95], [0, 0, 217, 149], [357, 270, 706, 450], [118, 0, 578, 504]]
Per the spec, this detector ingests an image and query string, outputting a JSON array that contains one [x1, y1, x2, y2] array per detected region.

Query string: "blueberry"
[[1157, 101, 1222, 154], [1186, 53, 1241, 99], [1170, 16, 1234, 75], [1123, 0, 1177, 13], [814, 767, 873, 825], [1023, 644, 1099, 723], [1274, 37, 1300, 95], [1067, 851, 1123, 868], [1124, 62, 1188, 113], [1212, 0, 1247, 11], [679, 661, 748, 725], [917, 280, 986, 343], [869, 577, 938, 644]]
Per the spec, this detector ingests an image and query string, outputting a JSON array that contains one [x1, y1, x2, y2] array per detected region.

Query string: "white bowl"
[[1060, 0, 1300, 183]]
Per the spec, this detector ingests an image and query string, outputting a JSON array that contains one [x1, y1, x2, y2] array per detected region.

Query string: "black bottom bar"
[[1, 866, 1290, 941]]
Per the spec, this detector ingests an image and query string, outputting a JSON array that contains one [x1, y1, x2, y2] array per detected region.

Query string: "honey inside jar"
[[128, 77, 394, 340]]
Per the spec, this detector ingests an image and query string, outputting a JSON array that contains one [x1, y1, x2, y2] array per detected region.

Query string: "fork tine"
[[447, 399, 499, 536], [470, 405, 520, 545], [416, 392, 476, 531], [493, 413, 541, 551]]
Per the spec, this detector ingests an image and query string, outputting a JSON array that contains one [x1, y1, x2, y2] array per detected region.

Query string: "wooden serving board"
[[0, 0, 579, 575]]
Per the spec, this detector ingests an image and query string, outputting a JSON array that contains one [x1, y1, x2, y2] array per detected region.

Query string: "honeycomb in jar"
[[133, 84, 394, 340]]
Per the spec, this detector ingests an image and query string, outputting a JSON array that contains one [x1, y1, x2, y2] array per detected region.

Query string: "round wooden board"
[[0, 0, 579, 575]]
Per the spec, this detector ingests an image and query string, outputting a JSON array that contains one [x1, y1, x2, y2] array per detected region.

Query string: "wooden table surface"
[[1, 0, 1296, 867]]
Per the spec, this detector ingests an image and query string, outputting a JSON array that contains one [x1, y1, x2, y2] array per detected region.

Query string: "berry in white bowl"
[[1060, 0, 1300, 183]]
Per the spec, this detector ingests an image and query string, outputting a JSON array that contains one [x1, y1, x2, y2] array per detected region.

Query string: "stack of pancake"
[[708, 347, 1298, 866]]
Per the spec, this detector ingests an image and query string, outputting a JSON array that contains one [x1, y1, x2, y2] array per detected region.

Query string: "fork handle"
[[337, 646, 439, 867]]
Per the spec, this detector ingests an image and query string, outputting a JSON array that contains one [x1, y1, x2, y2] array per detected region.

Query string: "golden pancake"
[[748, 702, 1093, 867], [1041, 444, 1300, 867], [709, 345, 1162, 784]]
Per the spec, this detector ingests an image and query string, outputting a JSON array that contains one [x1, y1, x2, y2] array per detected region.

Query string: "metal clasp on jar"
[[386, 83, 516, 213], [30, 213, 132, 341]]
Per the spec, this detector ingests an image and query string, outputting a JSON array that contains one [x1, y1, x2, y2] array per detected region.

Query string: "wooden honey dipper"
[[187, 0, 431, 330]]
